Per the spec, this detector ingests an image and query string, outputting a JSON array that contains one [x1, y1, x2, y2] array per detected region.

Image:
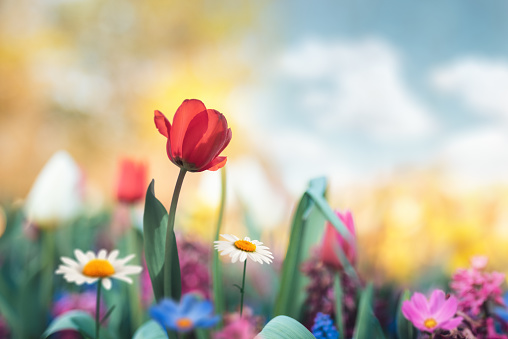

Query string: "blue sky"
[[224, 0, 508, 195]]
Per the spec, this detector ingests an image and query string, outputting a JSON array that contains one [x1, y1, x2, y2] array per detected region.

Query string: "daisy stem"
[[96, 279, 102, 339], [240, 259, 247, 317]]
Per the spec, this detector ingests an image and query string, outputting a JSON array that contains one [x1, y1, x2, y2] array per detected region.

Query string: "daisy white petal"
[[56, 249, 142, 288], [102, 278, 112, 290], [215, 234, 274, 265]]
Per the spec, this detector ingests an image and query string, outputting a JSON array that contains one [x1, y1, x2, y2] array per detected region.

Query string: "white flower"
[[214, 234, 274, 264], [55, 249, 142, 290], [25, 151, 83, 229]]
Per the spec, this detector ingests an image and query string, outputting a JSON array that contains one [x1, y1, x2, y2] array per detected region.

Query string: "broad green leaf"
[[212, 168, 226, 328], [353, 283, 385, 339], [274, 177, 356, 318], [132, 320, 168, 339], [41, 310, 95, 339], [397, 290, 417, 339], [334, 274, 345, 339], [143, 180, 169, 302], [257, 316, 316, 339]]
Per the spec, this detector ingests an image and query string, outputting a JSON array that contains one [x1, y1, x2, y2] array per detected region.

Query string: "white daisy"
[[55, 249, 142, 290], [214, 234, 274, 264]]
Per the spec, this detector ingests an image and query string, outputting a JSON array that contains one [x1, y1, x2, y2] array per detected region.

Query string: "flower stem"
[[96, 280, 102, 339], [163, 168, 187, 300], [240, 259, 247, 317]]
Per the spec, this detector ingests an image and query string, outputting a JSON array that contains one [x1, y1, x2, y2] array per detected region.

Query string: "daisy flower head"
[[55, 249, 142, 290], [214, 234, 273, 264]]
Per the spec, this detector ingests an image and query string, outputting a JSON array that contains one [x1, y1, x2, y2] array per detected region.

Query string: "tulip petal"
[[171, 99, 207, 157], [182, 110, 230, 171], [181, 110, 210, 168], [154, 110, 171, 138], [201, 157, 227, 171]]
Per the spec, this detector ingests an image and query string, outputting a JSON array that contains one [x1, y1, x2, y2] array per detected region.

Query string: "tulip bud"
[[320, 210, 357, 270], [115, 158, 147, 204], [25, 151, 84, 229]]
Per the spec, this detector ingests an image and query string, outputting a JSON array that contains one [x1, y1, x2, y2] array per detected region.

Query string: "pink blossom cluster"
[[450, 256, 505, 316]]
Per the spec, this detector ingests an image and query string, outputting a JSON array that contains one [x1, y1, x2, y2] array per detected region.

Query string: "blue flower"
[[149, 294, 220, 332], [311, 312, 339, 339], [494, 292, 508, 322]]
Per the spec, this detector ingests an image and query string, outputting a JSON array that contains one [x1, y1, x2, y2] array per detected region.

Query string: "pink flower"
[[213, 318, 258, 339], [470, 255, 488, 271], [402, 289, 463, 332], [320, 210, 356, 270], [450, 257, 505, 316]]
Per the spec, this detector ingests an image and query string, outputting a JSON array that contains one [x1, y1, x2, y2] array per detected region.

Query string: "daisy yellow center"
[[234, 240, 256, 252], [82, 259, 115, 278], [424, 318, 437, 329], [176, 317, 193, 330]]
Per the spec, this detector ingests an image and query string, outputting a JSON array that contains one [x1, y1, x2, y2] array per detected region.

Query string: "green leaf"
[[334, 274, 345, 339], [397, 290, 417, 339], [212, 168, 227, 329], [274, 177, 357, 318], [258, 316, 316, 339], [41, 310, 95, 339], [132, 320, 168, 339], [143, 180, 169, 302], [353, 283, 385, 339]]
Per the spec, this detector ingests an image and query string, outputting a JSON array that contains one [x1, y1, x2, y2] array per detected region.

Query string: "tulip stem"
[[96, 280, 102, 339], [239, 259, 247, 317], [163, 168, 187, 301]]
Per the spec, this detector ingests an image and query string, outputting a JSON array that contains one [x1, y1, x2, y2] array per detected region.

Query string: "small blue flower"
[[311, 312, 339, 339], [149, 293, 220, 332], [494, 292, 508, 322]]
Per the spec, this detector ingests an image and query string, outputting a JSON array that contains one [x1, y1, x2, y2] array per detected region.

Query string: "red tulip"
[[116, 158, 147, 203], [154, 99, 232, 172], [321, 210, 357, 270]]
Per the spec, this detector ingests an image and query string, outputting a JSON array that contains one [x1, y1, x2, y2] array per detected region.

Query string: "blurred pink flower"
[[450, 257, 505, 316], [402, 289, 463, 332], [470, 255, 488, 271], [486, 317, 508, 339], [52, 291, 105, 319], [320, 210, 356, 271], [213, 318, 258, 339]]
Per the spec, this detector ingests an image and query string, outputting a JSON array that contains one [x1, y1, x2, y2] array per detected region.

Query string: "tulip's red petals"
[[165, 134, 176, 164], [154, 110, 171, 138], [180, 110, 210, 167], [171, 99, 207, 157], [185, 110, 230, 170], [202, 156, 227, 171], [321, 224, 343, 269]]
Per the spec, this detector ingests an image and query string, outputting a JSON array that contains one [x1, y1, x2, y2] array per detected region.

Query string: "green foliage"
[[41, 310, 95, 339], [333, 274, 345, 339], [132, 320, 168, 339], [274, 177, 357, 319], [257, 315, 316, 339], [142, 180, 169, 303], [397, 290, 417, 339], [212, 168, 226, 328], [353, 283, 385, 339]]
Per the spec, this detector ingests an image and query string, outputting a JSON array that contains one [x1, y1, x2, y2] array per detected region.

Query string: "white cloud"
[[438, 127, 508, 188], [279, 38, 437, 140], [431, 58, 508, 120]]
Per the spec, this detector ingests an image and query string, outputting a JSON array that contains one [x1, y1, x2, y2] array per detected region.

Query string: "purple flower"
[[402, 289, 463, 332]]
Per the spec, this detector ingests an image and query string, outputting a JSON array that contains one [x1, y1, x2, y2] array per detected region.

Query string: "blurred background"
[[2, 0, 508, 285]]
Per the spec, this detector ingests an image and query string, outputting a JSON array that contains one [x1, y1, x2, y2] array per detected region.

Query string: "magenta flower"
[[402, 290, 463, 332], [450, 256, 505, 316]]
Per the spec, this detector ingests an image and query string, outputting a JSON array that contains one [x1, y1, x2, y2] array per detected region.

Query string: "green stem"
[[240, 259, 247, 317], [163, 168, 187, 300], [96, 280, 102, 339], [212, 168, 226, 328]]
